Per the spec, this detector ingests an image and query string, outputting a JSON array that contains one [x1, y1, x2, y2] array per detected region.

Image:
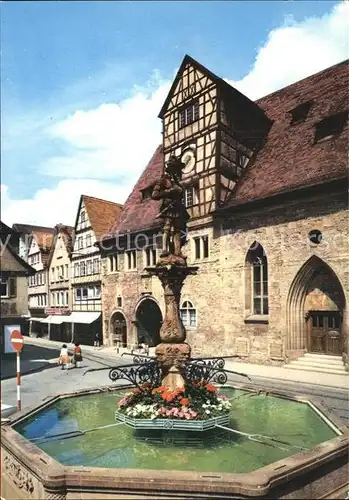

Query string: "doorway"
[[308, 311, 342, 355], [135, 299, 162, 347], [111, 312, 127, 347]]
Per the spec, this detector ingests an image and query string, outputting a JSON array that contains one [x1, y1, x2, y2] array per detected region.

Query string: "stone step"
[[287, 364, 347, 375], [294, 357, 344, 367], [303, 353, 343, 361], [288, 359, 346, 371]]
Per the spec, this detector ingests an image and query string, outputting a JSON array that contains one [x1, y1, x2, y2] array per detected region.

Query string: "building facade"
[[46, 224, 74, 341], [27, 228, 54, 336], [0, 222, 35, 351], [101, 56, 348, 366], [70, 195, 123, 345]]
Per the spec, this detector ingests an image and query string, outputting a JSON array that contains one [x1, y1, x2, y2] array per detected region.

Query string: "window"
[[314, 111, 348, 143], [60, 291, 65, 305], [1, 277, 9, 297], [86, 234, 92, 247], [290, 101, 312, 124], [81, 211, 86, 223], [65, 264, 69, 279], [109, 254, 118, 272], [308, 229, 323, 245], [95, 285, 101, 298], [82, 288, 88, 300], [74, 263, 80, 277], [76, 288, 81, 301], [80, 262, 86, 276], [78, 237, 83, 250], [117, 296, 122, 307], [180, 300, 197, 328], [93, 258, 100, 274], [184, 186, 198, 208], [193, 235, 209, 260], [51, 292, 55, 306], [145, 248, 156, 267], [57, 292, 60, 305], [65, 291, 69, 306], [60, 265, 64, 279], [86, 259, 92, 275], [126, 250, 137, 270], [179, 101, 199, 128], [245, 242, 268, 317]]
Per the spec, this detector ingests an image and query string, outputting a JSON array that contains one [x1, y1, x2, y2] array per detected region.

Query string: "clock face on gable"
[[181, 148, 196, 174]]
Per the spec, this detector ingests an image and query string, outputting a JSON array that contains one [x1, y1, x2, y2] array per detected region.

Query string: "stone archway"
[[110, 312, 127, 347], [286, 256, 346, 356], [135, 298, 162, 347]]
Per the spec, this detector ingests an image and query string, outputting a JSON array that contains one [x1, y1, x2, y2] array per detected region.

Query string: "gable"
[[75, 199, 92, 232], [1, 242, 35, 273], [28, 238, 39, 256], [159, 55, 217, 119]]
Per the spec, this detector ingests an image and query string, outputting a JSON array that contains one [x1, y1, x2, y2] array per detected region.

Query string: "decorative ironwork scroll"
[[185, 358, 228, 385], [108, 361, 162, 389]]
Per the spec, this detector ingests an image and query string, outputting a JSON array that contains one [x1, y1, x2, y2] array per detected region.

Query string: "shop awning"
[[29, 317, 45, 322], [47, 315, 64, 324], [62, 312, 101, 324]]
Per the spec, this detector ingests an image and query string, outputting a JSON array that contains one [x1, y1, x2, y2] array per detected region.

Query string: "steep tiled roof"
[[83, 195, 123, 241], [32, 230, 55, 253], [228, 59, 348, 206], [12, 223, 54, 234], [106, 146, 163, 238], [106, 60, 348, 235]]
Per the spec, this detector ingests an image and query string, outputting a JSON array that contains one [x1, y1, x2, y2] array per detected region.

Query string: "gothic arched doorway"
[[110, 312, 127, 347], [287, 256, 346, 356], [135, 298, 162, 347]]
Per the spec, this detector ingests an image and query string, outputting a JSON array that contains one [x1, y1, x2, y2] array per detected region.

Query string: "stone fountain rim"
[[2, 382, 348, 497]]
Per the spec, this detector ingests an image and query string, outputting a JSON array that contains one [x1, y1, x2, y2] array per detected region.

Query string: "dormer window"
[[314, 111, 348, 143], [141, 186, 154, 201], [179, 101, 199, 128], [290, 101, 312, 124]]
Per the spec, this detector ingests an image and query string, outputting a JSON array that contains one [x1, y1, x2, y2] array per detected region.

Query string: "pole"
[[16, 351, 21, 411]]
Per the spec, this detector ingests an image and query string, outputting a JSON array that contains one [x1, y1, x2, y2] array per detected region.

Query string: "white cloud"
[[1, 180, 130, 227], [42, 79, 171, 179], [226, 1, 349, 99], [2, 2, 348, 227]]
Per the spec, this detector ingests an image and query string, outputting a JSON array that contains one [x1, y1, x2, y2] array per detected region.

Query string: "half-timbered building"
[[70, 195, 123, 344], [101, 55, 348, 372]]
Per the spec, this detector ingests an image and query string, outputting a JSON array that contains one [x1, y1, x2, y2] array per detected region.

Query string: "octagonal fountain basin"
[[2, 385, 348, 500]]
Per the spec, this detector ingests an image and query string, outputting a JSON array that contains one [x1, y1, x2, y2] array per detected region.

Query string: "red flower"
[[206, 384, 216, 392], [180, 398, 189, 406]]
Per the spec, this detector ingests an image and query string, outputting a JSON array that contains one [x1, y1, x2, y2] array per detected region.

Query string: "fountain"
[[1, 155, 349, 499]]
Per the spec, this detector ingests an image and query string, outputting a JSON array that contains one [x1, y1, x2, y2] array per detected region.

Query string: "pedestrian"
[[94, 332, 101, 349], [73, 343, 83, 368], [58, 344, 69, 371]]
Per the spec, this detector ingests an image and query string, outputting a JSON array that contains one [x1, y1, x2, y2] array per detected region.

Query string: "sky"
[[1, 1, 348, 227]]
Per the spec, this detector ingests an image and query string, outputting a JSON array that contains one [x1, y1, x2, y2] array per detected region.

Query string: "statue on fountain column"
[[152, 155, 189, 265]]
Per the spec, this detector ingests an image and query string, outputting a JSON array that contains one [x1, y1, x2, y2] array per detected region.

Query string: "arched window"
[[180, 300, 197, 327], [245, 242, 268, 316]]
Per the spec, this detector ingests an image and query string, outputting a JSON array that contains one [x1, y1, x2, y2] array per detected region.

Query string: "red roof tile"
[[83, 195, 123, 241], [229, 59, 348, 205], [107, 146, 163, 237], [107, 60, 348, 235]]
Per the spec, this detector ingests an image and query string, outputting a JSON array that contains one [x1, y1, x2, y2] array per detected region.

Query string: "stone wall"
[[101, 191, 349, 363]]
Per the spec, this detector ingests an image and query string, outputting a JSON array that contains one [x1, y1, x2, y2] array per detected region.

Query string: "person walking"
[[73, 343, 83, 367], [58, 344, 69, 372], [94, 332, 101, 349]]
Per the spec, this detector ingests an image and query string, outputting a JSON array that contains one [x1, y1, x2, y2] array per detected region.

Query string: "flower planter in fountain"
[[115, 411, 230, 431]]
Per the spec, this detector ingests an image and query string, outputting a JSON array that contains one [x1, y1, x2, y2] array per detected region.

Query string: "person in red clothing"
[[73, 343, 83, 367]]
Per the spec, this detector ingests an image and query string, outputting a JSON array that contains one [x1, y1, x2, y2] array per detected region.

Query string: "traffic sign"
[[10, 330, 24, 352]]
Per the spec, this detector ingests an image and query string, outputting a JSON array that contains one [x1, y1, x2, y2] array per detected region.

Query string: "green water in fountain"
[[14, 388, 337, 473]]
